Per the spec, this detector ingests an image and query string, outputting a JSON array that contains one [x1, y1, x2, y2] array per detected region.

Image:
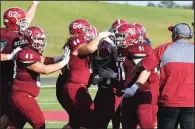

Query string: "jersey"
[[67, 38, 91, 86], [92, 37, 118, 88], [12, 47, 41, 97], [117, 43, 156, 91], [129, 43, 159, 84], [0, 28, 24, 83]]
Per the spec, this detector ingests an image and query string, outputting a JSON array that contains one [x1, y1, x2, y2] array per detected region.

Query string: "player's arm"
[[0, 47, 21, 61], [0, 54, 10, 61], [131, 46, 159, 74], [26, 60, 67, 75], [135, 70, 151, 85], [75, 32, 114, 55], [40, 46, 70, 65], [27, 46, 70, 74], [122, 69, 151, 97], [26, 1, 40, 24], [40, 56, 55, 65], [123, 45, 168, 97]]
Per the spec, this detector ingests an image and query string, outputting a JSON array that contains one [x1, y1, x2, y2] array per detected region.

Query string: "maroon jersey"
[[129, 43, 159, 84], [0, 28, 23, 82], [117, 43, 156, 91], [67, 38, 91, 86], [116, 47, 134, 90], [12, 47, 41, 97]]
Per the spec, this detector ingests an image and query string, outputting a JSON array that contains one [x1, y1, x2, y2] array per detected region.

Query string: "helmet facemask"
[[115, 32, 139, 47], [17, 17, 29, 34], [84, 25, 94, 41], [31, 34, 46, 54], [115, 33, 128, 48], [108, 29, 117, 34]]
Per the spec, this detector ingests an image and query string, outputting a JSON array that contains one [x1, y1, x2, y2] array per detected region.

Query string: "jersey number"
[[25, 54, 33, 59], [139, 46, 144, 51], [72, 23, 82, 29], [8, 11, 18, 17], [116, 62, 125, 81]]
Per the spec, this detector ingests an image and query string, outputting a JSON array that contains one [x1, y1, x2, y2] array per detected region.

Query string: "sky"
[[105, 1, 193, 6]]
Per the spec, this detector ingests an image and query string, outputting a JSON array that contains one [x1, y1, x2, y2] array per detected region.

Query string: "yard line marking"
[[40, 85, 98, 90], [46, 121, 65, 123], [39, 102, 59, 104]]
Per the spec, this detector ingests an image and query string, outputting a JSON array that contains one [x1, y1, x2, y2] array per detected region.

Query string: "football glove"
[[7, 47, 22, 60], [98, 67, 117, 79], [122, 83, 139, 97], [59, 46, 70, 67]]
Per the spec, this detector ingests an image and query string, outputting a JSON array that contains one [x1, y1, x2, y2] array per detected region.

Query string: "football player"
[[91, 19, 127, 129], [55, 25, 99, 112], [59, 19, 114, 129], [133, 23, 152, 46], [9, 26, 70, 129], [115, 23, 154, 129], [92, 36, 119, 129], [100, 23, 154, 129], [0, 2, 40, 128], [108, 19, 128, 33], [134, 23, 160, 127]]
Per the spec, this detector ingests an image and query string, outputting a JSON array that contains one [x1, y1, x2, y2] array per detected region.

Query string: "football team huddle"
[[1, 1, 179, 129]]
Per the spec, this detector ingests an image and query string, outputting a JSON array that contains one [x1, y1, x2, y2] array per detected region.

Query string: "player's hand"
[[62, 46, 70, 62], [91, 74, 101, 85], [58, 46, 70, 67], [54, 45, 70, 63], [98, 67, 117, 79], [98, 32, 115, 39], [122, 83, 139, 97], [33, 1, 40, 5], [7, 47, 22, 60]]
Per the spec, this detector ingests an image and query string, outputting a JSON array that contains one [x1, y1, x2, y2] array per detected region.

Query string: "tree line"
[[147, 1, 194, 10]]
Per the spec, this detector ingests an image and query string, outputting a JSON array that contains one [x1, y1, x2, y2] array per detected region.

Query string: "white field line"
[[40, 85, 98, 90], [44, 122, 157, 128], [45, 121, 113, 126], [39, 102, 59, 104]]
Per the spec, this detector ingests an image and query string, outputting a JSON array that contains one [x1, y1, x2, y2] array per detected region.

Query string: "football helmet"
[[94, 37, 113, 67], [24, 26, 46, 54], [69, 19, 93, 42], [108, 19, 128, 33], [115, 23, 139, 48], [88, 25, 99, 41], [3, 7, 29, 34], [133, 23, 147, 43]]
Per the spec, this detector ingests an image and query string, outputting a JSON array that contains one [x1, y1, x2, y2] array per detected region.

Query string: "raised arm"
[[26, 1, 40, 24]]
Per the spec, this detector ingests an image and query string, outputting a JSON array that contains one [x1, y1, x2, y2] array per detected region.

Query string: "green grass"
[[36, 87, 97, 111], [1, 1, 194, 78]]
